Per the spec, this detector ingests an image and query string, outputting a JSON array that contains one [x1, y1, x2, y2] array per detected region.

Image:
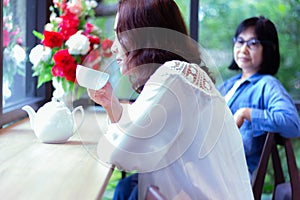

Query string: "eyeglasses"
[[233, 37, 262, 50]]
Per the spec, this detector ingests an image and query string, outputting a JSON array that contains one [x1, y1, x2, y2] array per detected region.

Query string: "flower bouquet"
[[29, 0, 113, 100]]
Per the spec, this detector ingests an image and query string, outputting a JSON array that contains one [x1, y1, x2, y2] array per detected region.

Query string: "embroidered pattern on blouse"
[[169, 61, 215, 95]]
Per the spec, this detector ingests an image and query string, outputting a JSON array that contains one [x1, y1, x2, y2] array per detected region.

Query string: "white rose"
[[12, 44, 26, 63], [66, 32, 90, 55], [44, 23, 54, 31], [29, 44, 52, 66], [86, 0, 98, 9]]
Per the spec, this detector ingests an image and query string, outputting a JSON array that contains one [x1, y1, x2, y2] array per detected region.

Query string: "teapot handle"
[[72, 106, 85, 133]]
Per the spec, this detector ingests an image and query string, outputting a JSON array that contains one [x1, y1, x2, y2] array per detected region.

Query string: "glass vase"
[[52, 78, 74, 110]]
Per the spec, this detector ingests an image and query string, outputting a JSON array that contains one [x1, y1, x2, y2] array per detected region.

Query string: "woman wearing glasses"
[[219, 16, 300, 180]]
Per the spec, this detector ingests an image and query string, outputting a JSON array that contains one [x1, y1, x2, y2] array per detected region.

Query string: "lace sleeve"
[[163, 60, 217, 96]]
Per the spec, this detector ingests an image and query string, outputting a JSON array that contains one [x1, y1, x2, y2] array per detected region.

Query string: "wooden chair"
[[145, 185, 167, 200], [252, 132, 300, 200]]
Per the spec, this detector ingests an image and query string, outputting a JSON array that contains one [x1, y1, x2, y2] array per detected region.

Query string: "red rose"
[[3, 30, 10, 47], [87, 35, 100, 45], [85, 23, 94, 34], [82, 49, 101, 70], [58, 1, 68, 13], [53, 49, 70, 63], [52, 49, 77, 82], [102, 38, 113, 50], [52, 65, 64, 77], [62, 62, 77, 82], [85, 34, 100, 51], [42, 30, 64, 48], [101, 38, 113, 57], [60, 27, 78, 41], [59, 12, 80, 40], [4, 0, 9, 7]]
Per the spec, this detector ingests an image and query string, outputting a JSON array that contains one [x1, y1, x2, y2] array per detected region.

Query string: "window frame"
[[190, 0, 199, 42], [0, 0, 53, 127]]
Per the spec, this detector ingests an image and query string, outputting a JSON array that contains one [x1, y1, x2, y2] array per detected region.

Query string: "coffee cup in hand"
[[76, 65, 110, 90]]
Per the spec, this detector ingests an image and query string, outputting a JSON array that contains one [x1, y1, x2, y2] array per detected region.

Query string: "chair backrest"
[[145, 185, 167, 200], [252, 132, 300, 200]]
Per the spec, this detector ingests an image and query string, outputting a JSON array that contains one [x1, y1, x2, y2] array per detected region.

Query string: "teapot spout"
[[22, 105, 36, 129]]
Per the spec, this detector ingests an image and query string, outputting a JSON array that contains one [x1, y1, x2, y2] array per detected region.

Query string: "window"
[[0, 0, 198, 127], [0, 0, 220, 128], [1, 0, 52, 127]]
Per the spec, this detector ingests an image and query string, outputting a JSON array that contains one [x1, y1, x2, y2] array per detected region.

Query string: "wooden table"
[[0, 107, 114, 200]]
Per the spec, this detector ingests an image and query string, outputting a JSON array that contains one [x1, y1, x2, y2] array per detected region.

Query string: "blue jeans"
[[113, 173, 138, 200]]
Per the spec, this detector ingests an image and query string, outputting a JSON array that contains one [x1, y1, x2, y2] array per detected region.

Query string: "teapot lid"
[[38, 98, 70, 115]]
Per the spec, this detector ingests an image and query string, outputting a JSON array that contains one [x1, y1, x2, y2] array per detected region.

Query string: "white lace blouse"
[[97, 60, 254, 199]]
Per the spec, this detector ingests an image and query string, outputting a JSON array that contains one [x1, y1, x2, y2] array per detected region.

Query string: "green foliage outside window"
[[199, 0, 300, 100]]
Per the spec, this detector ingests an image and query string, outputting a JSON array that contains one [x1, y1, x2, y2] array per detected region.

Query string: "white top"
[[224, 78, 245, 103], [97, 60, 254, 199]]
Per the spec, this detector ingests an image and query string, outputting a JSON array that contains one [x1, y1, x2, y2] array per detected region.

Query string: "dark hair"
[[116, 0, 213, 92], [228, 16, 280, 75]]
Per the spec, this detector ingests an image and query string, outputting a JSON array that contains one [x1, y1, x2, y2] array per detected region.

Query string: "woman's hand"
[[233, 108, 251, 128], [88, 82, 123, 123]]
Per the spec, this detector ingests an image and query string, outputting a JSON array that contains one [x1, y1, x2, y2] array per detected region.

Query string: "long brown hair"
[[116, 0, 210, 92]]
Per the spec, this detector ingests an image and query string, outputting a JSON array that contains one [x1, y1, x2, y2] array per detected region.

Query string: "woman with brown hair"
[[88, 0, 254, 199]]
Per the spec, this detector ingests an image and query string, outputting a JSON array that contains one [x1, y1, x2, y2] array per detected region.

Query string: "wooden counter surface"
[[0, 108, 114, 200]]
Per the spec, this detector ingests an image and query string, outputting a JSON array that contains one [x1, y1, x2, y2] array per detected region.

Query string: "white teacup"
[[76, 64, 110, 90]]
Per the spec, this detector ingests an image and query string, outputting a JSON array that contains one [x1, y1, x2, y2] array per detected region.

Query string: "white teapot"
[[22, 98, 85, 144]]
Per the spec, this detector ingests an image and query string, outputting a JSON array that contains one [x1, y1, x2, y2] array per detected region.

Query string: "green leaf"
[[37, 74, 52, 88], [32, 30, 44, 40], [76, 86, 86, 99]]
